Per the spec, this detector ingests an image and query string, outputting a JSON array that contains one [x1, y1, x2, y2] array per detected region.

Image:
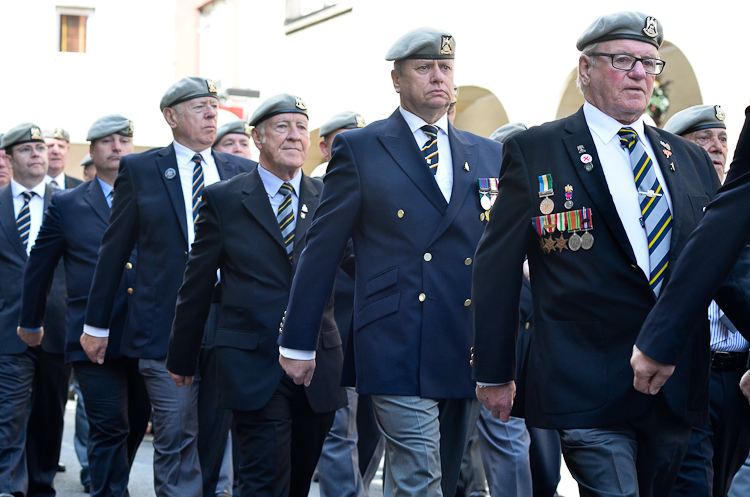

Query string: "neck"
[[15, 175, 45, 191], [401, 103, 447, 125], [174, 136, 210, 154], [96, 168, 118, 186], [260, 162, 300, 182]]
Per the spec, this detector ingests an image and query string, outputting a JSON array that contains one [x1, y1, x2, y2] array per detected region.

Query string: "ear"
[[578, 54, 592, 88], [163, 108, 178, 129], [89, 143, 95, 155], [251, 127, 264, 150], [318, 139, 329, 160], [391, 69, 401, 94]]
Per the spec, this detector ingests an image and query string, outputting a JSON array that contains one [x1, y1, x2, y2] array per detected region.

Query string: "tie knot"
[[617, 127, 638, 149], [421, 124, 439, 137], [279, 182, 294, 197], [21, 191, 35, 202], [191, 153, 203, 166]]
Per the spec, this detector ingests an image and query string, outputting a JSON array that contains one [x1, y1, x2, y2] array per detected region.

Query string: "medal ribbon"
[[538, 174, 553, 196]]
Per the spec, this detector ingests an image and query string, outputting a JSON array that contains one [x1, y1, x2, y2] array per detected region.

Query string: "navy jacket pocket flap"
[[365, 266, 398, 298], [321, 328, 342, 349], [357, 292, 400, 329], [214, 328, 260, 351]]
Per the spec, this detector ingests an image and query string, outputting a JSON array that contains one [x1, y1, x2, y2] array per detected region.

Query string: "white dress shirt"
[[709, 301, 750, 353], [256, 163, 302, 226], [11, 178, 47, 256], [45, 172, 66, 189]]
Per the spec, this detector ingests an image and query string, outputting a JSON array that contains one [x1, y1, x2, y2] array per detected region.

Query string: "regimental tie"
[[277, 183, 295, 261], [50, 179, 60, 189], [420, 124, 439, 176], [17, 191, 36, 249], [106, 190, 114, 209], [191, 154, 204, 224], [618, 127, 672, 296]]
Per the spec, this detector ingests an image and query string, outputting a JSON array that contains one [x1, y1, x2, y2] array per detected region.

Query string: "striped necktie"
[[50, 179, 60, 189], [106, 190, 114, 208], [191, 153, 204, 224], [17, 191, 36, 249], [618, 127, 672, 296], [421, 124, 439, 176], [277, 183, 295, 262]]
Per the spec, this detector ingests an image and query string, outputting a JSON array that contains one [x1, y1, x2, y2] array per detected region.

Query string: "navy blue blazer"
[[280, 109, 503, 399], [472, 107, 750, 429], [20, 179, 135, 363], [85, 144, 256, 359], [637, 106, 750, 361], [0, 184, 66, 355]]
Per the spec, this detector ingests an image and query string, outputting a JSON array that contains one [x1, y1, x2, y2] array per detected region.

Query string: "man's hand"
[[169, 371, 194, 387], [80, 333, 108, 364], [740, 370, 750, 402], [279, 356, 316, 387], [17, 326, 43, 347], [475, 382, 516, 422], [631, 344, 675, 395]]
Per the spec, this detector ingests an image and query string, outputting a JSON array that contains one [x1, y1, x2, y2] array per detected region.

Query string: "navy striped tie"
[[421, 125, 439, 175], [191, 154, 204, 224], [618, 127, 672, 296], [277, 183, 295, 261], [17, 191, 36, 249]]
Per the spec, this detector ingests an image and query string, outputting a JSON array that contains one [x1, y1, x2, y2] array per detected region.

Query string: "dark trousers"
[[74, 357, 151, 497], [559, 394, 692, 497], [672, 367, 750, 497], [232, 375, 335, 497], [528, 425, 562, 497], [26, 348, 71, 497]]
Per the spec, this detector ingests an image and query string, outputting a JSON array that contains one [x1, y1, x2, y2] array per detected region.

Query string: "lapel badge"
[[128, 121, 135, 135], [643, 16, 659, 38], [577, 145, 586, 154], [295, 97, 307, 110], [206, 79, 217, 93], [564, 185, 574, 210], [663, 149, 672, 158], [715, 105, 726, 121], [440, 35, 453, 55], [464, 162, 470, 171], [660, 140, 671, 151], [53, 128, 65, 139], [244, 122, 252, 136], [355, 115, 366, 128], [30, 126, 42, 140], [584, 163, 594, 172], [301, 204, 308, 213], [300, 212, 306, 219], [165, 168, 176, 179], [670, 162, 675, 172]]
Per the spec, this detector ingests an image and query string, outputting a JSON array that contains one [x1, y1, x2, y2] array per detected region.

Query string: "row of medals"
[[539, 193, 593, 252]]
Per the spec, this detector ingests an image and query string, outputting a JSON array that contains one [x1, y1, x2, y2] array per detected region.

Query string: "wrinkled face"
[[254, 113, 309, 171], [684, 127, 728, 181], [90, 133, 135, 174], [173, 97, 219, 148], [0, 149, 11, 187], [45, 137, 70, 177], [393, 59, 454, 120], [580, 39, 658, 124], [10, 141, 48, 185], [319, 128, 349, 161], [214, 133, 252, 159]]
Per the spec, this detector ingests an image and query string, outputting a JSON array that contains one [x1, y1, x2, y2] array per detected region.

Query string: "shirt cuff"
[[21, 327, 42, 332], [279, 346, 316, 360], [476, 381, 512, 387], [83, 325, 110, 338]]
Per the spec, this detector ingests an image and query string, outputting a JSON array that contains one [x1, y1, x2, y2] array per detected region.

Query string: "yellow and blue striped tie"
[[277, 183, 295, 261], [618, 127, 672, 296], [191, 153, 204, 224], [421, 124, 439, 176], [17, 191, 36, 249]]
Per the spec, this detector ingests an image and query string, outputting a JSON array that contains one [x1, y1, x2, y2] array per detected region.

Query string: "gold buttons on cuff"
[[127, 288, 134, 295], [424, 253, 432, 261], [397, 209, 404, 218], [470, 359, 474, 366], [419, 293, 426, 302], [464, 299, 471, 307], [464, 258, 472, 266], [125, 262, 133, 269]]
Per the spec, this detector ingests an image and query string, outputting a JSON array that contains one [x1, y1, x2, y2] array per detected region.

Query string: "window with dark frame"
[[60, 14, 87, 53]]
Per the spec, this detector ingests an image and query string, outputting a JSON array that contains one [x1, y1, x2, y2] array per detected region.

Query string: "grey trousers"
[[476, 409, 532, 497], [139, 358, 202, 497]]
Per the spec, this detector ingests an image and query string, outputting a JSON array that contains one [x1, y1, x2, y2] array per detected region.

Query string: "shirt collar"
[[45, 172, 65, 183], [11, 178, 47, 199], [257, 163, 302, 198], [173, 140, 213, 167], [96, 177, 113, 198], [399, 107, 450, 136], [583, 101, 648, 146]]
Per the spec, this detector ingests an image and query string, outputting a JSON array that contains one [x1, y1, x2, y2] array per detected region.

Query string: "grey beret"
[[214, 120, 252, 145], [319, 111, 366, 138], [160, 77, 219, 112], [87, 114, 134, 142], [489, 123, 528, 144], [44, 127, 70, 142], [2, 123, 44, 149], [80, 153, 93, 167], [0, 134, 3, 150], [385, 27, 455, 61], [663, 105, 726, 136], [249, 94, 308, 127], [577, 12, 663, 51]]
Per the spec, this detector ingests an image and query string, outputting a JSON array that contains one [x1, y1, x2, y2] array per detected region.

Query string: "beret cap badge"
[[355, 115, 366, 128], [53, 128, 65, 139], [244, 122, 252, 135], [30, 127, 42, 140], [207, 79, 217, 93], [128, 121, 135, 135], [715, 105, 726, 121], [295, 97, 307, 111], [440, 36, 453, 55], [643, 16, 659, 38]]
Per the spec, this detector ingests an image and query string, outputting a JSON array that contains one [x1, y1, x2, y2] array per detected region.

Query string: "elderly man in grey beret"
[[659, 105, 750, 497], [82, 77, 255, 497], [213, 120, 253, 160], [18, 114, 152, 497], [310, 111, 366, 178], [470, 11, 750, 496], [80, 153, 95, 182], [0, 123, 70, 497], [44, 127, 82, 190], [279, 26, 504, 496], [0, 134, 11, 188]]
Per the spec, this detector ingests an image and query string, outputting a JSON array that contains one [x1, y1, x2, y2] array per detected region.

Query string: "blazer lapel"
[[212, 150, 236, 180], [292, 174, 320, 266], [156, 144, 189, 245], [643, 126, 686, 248], [241, 169, 286, 250], [428, 125, 477, 245], [564, 109, 637, 265], [377, 110, 448, 215], [83, 179, 111, 224], [0, 187, 26, 259]]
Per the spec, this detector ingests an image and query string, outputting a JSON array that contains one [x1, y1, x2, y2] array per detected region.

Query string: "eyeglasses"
[[14, 143, 48, 156], [589, 53, 666, 75]]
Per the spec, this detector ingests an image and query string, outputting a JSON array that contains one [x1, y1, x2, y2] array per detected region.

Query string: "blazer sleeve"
[[280, 133, 362, 351], [167, 187, 223, 376], [636, 107, 750, 363], [85, 156, 139, 329], [472, 136, 533, 384], [19, 193, 67, 329]]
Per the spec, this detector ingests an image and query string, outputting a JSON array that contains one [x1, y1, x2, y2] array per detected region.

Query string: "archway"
[[454, 85, 508, 138]]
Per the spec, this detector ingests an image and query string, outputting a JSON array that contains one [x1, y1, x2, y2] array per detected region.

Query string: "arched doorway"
[[453, 86, 508, 138]]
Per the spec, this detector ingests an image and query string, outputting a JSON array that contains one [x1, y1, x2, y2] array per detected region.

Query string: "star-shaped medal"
[[554, 233, 568, 252], [542, 236, 557, 254]]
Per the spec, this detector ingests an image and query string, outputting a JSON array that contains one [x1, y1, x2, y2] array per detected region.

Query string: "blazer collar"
[[156, 144, 189, 245], [84, 178, 112, 224], [0, 186, 26, 259]]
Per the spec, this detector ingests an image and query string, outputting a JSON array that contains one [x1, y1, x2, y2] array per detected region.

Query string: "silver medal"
[[581, 231, 594, 250], [480, 195, 492, 211], [568, 233, 582, 251]]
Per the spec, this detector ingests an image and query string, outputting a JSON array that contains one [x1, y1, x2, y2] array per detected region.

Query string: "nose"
[[629, 60, 647, 79], [429, 60, 443, 82], [206, 104, 217, 118], [707, 136, 724, 153]]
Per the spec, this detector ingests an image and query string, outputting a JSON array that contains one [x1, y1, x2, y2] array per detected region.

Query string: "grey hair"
[[576, 43, 600, 97]]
